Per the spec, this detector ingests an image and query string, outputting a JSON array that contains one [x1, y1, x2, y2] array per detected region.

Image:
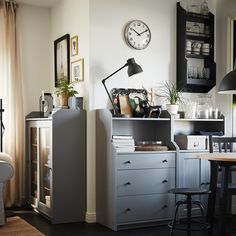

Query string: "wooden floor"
[[5, 208, 236, 236]]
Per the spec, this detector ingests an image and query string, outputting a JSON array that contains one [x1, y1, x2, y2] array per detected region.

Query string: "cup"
[[186, 40, 192, 54], [202, 43, 212, 55], [192, 42, 201, 55]]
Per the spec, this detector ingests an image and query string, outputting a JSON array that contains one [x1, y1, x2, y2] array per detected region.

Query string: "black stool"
[[168, 188, 210, 236]]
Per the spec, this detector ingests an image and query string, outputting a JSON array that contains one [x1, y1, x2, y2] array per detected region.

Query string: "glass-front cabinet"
[[28, 120, 52, 217], [26, 109, 86, 224]]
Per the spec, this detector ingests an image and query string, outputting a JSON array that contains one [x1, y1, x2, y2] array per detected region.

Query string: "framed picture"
[[71, 35, 78, 56], [54, 34, 70, 87], [71, 58, 84, 83]]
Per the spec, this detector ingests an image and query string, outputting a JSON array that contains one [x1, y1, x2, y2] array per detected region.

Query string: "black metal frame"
[[54, 34, 70, 87]]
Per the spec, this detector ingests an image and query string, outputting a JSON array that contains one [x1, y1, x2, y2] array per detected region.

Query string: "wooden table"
[[198, 153, 236, 235]]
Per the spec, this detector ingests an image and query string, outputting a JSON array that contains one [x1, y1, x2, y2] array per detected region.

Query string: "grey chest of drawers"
[[96, 109, 176, 231], [116, 153, 175, 226]]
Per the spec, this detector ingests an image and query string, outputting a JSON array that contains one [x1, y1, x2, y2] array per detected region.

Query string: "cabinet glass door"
[[39, 127, 51, 209], [30, 127, 38, 201]]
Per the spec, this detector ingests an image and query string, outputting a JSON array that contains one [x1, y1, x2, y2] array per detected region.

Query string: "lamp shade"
[[218, 69, 236, 94], [126, 58, 143, 77]]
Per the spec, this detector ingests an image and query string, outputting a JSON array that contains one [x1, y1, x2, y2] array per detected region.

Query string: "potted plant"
[[160, 81, 182, 115], [55, 79, 78, 107]]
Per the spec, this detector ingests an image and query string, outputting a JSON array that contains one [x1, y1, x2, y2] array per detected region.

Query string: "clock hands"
[[131, 28, 141, 36], [131, 28, 148, 36], [140, 29, 148, 35]]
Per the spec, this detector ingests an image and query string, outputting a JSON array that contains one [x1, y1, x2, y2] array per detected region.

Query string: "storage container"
[[174, 135, 207, 150]]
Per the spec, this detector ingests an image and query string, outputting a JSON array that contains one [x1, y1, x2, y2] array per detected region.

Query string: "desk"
[[198, 153, 236, 235]]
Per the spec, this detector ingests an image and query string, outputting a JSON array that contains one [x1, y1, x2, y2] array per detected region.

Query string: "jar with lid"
[[196, 94, 213, 119]]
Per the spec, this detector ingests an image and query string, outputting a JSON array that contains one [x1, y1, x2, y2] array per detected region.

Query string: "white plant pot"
[[166, 104, 179, 115]]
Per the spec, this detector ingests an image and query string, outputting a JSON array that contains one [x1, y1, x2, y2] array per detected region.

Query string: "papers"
[[112, 135, 135, 152]]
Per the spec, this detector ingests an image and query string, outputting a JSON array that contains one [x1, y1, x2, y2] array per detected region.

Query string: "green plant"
[[55, 79, 78, 97], [160, 81, 182, 105]]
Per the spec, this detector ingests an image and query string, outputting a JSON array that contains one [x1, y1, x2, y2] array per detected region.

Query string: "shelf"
[[186, 78, 215, 86], [186, 32, 212, 39], [112, 117, 170, 121], [177, 2, 215, 93], [186, 35, 212, 42], [186, 12, 212, 23], [186, 54, 213, 59], [174, 118, 224, 122]]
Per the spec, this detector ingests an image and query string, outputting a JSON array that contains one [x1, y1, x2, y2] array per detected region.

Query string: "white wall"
[[19, 4, 51, 115], [91, 0, 177, 109], [215, 0, 236, 135]]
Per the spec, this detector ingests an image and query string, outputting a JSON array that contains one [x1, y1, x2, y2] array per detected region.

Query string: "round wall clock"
[[124, 20, 151, 50]]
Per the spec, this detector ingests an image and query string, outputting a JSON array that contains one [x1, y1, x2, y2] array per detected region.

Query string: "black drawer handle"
[[125, 208, 131, 213], [124, 160, 131, 164], [201, 182, 205, 186], [206, 182, 210, 185], [124, 182, 131, 186], [163, 205, 168, 209], [162, 160, 168, 163], [162, 179, 168, 183]]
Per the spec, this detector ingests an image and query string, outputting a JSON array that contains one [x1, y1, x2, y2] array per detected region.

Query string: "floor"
[[5, 207, 236, 236]]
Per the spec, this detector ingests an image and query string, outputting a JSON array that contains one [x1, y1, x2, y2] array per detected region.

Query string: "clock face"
[[124, 20, 151, 50]]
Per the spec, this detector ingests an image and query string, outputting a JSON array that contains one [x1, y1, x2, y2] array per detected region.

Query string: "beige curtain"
[[0, 0, 24, 207]]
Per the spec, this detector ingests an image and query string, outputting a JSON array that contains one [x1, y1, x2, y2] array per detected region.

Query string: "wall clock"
[[124, 20, 151, 50]]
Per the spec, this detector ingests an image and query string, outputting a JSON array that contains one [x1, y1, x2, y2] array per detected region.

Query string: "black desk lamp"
[[102, 58, 143, 116]]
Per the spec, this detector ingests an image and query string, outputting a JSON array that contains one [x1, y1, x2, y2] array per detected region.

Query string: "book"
[[112, 135, 133, 139], [116, 146, 135, 153]]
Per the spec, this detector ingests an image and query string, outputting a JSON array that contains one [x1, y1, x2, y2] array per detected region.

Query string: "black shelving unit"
[[177, 2, 216, 93]]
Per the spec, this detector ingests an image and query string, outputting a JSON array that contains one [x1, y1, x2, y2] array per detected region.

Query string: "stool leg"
[[192, 200, 205, 217], [186, 195, 192, 236], [170, 201, 183, 236]]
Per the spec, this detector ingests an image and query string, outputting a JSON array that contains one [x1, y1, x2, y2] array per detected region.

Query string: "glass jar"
[[196, 94, 213, 119]]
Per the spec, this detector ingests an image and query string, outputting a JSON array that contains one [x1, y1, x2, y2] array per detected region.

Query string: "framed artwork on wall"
[[71, 35, 78, 56], [54, 34, 70, 87], [71, 58, 84, 83]]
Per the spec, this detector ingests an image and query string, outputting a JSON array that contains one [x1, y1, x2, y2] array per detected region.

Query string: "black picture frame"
[[54, 34, 70, 87]]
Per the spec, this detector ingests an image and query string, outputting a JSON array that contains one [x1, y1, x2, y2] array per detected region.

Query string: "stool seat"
[[168, 188, 210, 235], [169, 188, 210, 195]]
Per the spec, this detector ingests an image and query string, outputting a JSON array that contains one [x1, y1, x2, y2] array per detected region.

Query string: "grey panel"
[[52, 109, 86, 223]]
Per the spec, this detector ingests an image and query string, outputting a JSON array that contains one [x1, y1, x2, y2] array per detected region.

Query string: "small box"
[[175, 135, 207, 150]]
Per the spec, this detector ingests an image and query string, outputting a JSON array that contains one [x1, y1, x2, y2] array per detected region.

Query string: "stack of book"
[[112, 135, 135, 152]]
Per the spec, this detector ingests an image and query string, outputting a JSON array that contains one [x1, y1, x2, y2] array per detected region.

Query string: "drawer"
[[117, 153, 175, 170], [117, 194, 174, 223], [117, 169, 175, 196]]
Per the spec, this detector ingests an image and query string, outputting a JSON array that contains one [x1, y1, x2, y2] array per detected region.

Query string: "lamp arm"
[[102, 64, 127, 84], [102, 64, 127, 112]]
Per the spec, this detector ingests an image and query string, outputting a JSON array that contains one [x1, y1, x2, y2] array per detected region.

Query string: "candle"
[[42, 90, 45, 101]]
